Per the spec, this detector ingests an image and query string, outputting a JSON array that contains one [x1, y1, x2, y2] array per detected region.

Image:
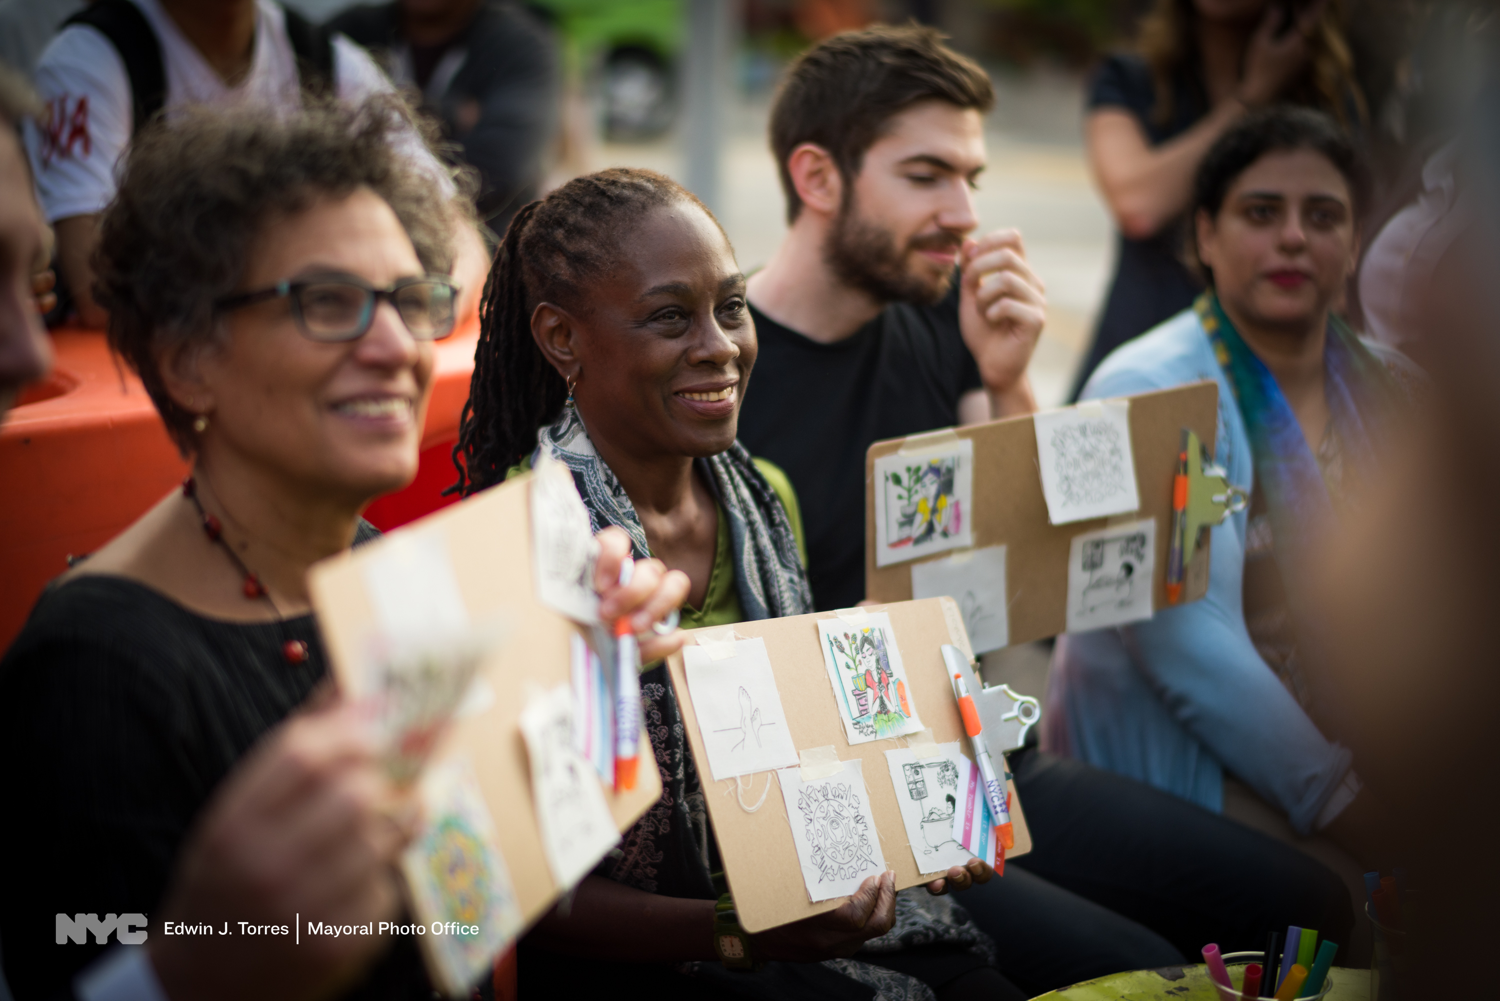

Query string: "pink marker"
[[1202, 943, 1233, 1001]]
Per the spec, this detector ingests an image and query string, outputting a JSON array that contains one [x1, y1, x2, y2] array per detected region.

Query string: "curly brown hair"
[[95, 96, 458, 454], [1137, 0, 1367, 129]]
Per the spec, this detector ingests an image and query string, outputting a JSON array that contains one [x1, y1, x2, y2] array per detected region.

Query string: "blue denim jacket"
[[1041, 308, 1352, 835]]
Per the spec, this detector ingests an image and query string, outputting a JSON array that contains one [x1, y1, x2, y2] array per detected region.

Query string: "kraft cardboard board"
[[308, 472, 662, 936], [864, 382, 1218, 644], [665, 597, 1031, 933]]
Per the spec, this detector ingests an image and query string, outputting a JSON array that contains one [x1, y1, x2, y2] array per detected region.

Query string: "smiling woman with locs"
[[455, 166, 1021, 1001]]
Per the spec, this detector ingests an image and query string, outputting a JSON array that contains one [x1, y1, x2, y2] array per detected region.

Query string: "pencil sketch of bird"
[[733, 686, 763, 751]]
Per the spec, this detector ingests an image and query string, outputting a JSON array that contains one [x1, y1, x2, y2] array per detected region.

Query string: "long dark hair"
[[452, 167, 711, 496]]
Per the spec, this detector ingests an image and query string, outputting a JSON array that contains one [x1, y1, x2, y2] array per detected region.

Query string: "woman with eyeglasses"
[[0, 101, 688, 1000]]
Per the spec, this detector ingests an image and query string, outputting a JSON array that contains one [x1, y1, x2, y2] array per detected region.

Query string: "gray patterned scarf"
[[534, 405, 813, 621]]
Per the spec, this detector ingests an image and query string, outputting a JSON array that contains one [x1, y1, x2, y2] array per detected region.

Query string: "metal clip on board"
[[1166, 428, 1249, 604], [942, 645, 1041, 757]]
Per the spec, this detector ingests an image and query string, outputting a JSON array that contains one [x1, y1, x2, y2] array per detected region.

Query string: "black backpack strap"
[[282, 6, 335, 101], [64, 0, 165, 136]]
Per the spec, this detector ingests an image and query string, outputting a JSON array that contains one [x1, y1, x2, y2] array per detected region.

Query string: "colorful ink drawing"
[[817, 612, 923, 744], [873, 440, 974, 566], [400, 756, 523, 995]]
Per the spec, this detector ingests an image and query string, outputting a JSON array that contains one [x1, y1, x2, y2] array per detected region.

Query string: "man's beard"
[[823, 198, 960, 306]]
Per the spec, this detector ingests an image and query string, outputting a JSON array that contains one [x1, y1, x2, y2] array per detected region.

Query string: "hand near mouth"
[[957, 228, 1047, 398]]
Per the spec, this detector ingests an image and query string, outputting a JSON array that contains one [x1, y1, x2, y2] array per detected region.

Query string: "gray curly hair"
[[95, 96, 460, 453]]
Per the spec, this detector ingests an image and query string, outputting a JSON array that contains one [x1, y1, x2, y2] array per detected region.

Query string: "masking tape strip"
[[897, 427, 963, 456], [1075, 399, 1106, 419], [940, 596, 975, 662], [799, 745, 844, 781], [908, 728, 941, 759], [834, 606, 872, 627], [696, 626, 741, 661]]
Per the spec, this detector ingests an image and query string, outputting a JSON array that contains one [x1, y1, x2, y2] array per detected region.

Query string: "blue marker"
[[1279, 927, 1301, 989]]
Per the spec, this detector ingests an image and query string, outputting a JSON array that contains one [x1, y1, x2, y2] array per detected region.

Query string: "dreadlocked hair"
[[452, 167, 711, 496]]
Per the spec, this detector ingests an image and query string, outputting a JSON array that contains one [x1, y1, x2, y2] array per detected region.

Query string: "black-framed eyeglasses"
[[215, 275, 459, 342]]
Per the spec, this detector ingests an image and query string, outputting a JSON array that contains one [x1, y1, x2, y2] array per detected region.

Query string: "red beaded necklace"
[[182, 475, 309, 665]]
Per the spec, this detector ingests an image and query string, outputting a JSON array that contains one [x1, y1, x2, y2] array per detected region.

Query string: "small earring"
[[565, 373, 578, 407], [192, 414, 209, 433]]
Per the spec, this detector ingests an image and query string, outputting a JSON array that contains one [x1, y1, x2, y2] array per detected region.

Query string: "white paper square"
[[362, 530, 470, 649], [1033, 399, 1140, 524], [518, 684, 620, 888], [884, 743, 976, 875], [683, 637, 801, 781], [531, 454, 600, 624], [873, 439, 975, 567], [1066, 517, 1157, 632], [817, 612, 924, 744], [910, 546, 1009, 654], [776, 759, 887, 902]]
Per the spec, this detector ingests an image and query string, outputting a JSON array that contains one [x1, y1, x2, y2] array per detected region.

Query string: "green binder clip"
[[1166, 428, 1248, 604]]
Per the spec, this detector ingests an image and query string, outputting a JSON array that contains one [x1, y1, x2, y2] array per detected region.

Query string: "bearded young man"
[[737, 26, 1353, 993]]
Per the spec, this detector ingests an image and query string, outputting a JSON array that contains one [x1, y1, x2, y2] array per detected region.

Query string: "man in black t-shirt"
[[737, 25, 1354, 994]]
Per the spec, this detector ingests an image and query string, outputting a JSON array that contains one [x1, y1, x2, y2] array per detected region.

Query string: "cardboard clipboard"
[[665, 597, 1031, 933], [308, 473, 662, 932], [864, 382, 1219, 643]]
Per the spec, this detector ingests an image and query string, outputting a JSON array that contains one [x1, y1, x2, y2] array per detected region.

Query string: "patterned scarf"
[[535, 405, 813, 620], [1199, 292, 1401, 577]]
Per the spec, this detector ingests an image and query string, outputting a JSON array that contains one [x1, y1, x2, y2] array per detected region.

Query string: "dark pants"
[[961, 747, 1354, 995]]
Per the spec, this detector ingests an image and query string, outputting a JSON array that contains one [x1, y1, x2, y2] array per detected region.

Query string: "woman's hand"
[[148, 701, 419, 1001], [751, 870, 897, 962], [924, 858, 995, 897], [1238, 0, 1329, 108], [593, 525, 692, 663]]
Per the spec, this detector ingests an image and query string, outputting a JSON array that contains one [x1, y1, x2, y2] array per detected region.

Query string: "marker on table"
[[1263, 930, 1282, 994], [1273, 964, 1308, 1001], [1241, 963, 1263, 1000], [1166, 436, 1189, 605], [1297, 928, 1317, 972], [943, 647, 1014, 851], [1303, 940, 1338, 995], [1279, 927, 1301, 989], [1201, 943, 1232, 1001], [613, 559, 642, 793]]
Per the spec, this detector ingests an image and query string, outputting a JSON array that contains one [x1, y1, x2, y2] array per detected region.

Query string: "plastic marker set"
[[1200, 926, 1340, 1000]]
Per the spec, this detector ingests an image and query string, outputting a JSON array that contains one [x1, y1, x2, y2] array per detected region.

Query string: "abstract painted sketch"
[[777, 759, 887, 901], [1033, 399, 1140, 524], [817, 612, 923, 744], [873, 439, 974, 567], [1066, 517, 1157, 632]]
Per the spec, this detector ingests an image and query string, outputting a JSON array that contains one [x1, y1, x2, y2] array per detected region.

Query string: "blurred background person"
[[23, 0, 488, 329], [1072, 0, 1367, 398], [0, 0, 86, 81], [327, 0, 560, 236]]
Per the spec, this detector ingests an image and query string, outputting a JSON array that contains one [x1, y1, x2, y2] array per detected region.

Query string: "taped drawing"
[[682, 638, 800, 781], [1066, 517, 1157, 632], [519, 684, 620, 888], [531, 453, 600, 624], [817, 612, 923, 744], [401, 756, 524, 996], [884, 743, 975, 875], [1033, 400, 1140, 524], [776, 758, 887, 902], [909, 546, 1010, 654], [873, 439, 975, 567]]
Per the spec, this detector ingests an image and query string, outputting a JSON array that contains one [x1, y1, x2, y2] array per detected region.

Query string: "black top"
[[1071, 52, 1207, 398], [329, 1, 558, 232], [0, 528, 433, 1000], [737, 288, 982, 610]]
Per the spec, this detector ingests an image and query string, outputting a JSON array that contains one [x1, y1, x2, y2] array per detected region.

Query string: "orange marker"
[[944, 647, 1015, 853], [1274, 964, 1308, 1001], [613, 561, 641, 792], [1166, 441, 1189, 605]]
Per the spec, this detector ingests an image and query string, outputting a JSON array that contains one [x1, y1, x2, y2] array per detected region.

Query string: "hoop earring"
[[565, 372, 579, 408], [192, 414, 209, 434]]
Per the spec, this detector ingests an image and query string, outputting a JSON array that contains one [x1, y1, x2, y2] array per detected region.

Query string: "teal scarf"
[[1198, 292, 1401, 598]]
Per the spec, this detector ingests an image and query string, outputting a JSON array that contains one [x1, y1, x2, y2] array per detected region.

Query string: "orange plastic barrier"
[[0, 316, 479, 652]]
